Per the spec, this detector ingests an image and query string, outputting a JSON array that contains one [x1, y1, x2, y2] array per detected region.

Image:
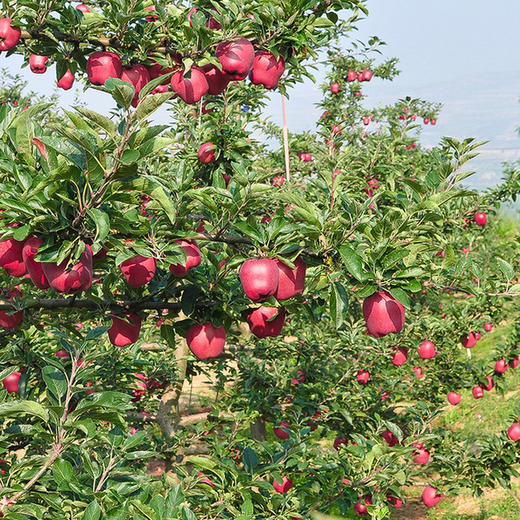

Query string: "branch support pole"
[[281, 94, 290, 182]]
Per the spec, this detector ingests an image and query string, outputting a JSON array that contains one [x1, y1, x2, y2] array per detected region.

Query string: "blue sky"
[[2, 0, 519, 190]]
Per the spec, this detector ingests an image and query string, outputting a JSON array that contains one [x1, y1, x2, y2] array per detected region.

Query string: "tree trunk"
[[250, 418, 266, 441]]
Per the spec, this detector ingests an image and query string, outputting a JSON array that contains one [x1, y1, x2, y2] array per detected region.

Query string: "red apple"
[[484, 322, 493, 332], [418, 340, 436, 359], [0, 238, 26, 277], [334, 436, 348, 450], [22, 236, 49, 289], [200, 63, 230, 95], [274, 257, 306, 300], [330, 82, 340, 93], [363, 291, 405, 338], [413, 366, 425, 380], [474, 212, 487, 226], [430, 119, 437, 125], [171, 67, 208, 104], [29, 54, 48, 74], [353, 495, 372, 516], [422, 486, 442, 508], [483, 376, 494, 391], [347, 70, 357, 82], [3, 371, 21, 393], [148, 61, 177, 83], [273, 420, 290, 440], [169, 240, 201, 277], [512, 356, 519, 369], [423, 118, 430, 124], [461, 332, 477, 348], [55, 349, 70, 360], [152, 84, 170, 95], [387, 496, 403, 508], [216, 38, 255, 78], [76, 4, 91, 13], [87, 51, 122, 85], [447, 392, 461, 405], [186, 322, 226, 360], [472, 386, 484, 399], [475, 331, 481, 340], [249, 51, 285, 89], [121, 65, 151, 107], [495, 359, 508, 374], [240, 258, 279, 301], [42, 246, 93, 293], [271, 175, 284, 187], [413, 448, 430, 464], [57, 69, 75, 90], [247, 306, 286, 338], [198, 142, 216, 164], [121, 255, 156, 287], [144, 5, 159, 21], [361, 70, 373, 81], [363, 117, 370, 125], [273, 476, 293, 493], [507, 423, 520, 441], [382, 429, 399, 447], [108, 313, 142, 347], [0, 18, 21, 51], [356, 369, 369, 385], [391, 347, 408, 366], [0, 288, 23, 328]]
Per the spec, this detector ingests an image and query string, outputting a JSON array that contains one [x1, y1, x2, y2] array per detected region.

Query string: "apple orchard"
[[0, 0, 519, 518]]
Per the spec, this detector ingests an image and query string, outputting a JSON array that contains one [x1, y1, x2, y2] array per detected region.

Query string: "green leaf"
[[83, 500, 102, 520], [104, 78, 135, 109], [330, 281, 349, 329], [86, 326, 110, 340], [52, 458, 74, 486], [87, 208, 110, 243], [135, 92, 174, 121], [74, 107, 115, 135], [243, 447, 258, 473], [42, 366, 67, 402], [0, 400, 49, 422], [338, 244, 366, 281], [120, 149, 140, 166], [387, 287, 410, 309]]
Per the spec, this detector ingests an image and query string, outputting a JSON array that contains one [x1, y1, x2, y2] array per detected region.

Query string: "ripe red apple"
[[357, 72, 364, 82], [363, 291, 405, 338], [356, 369, 370, 384], [273, 476, 293, 493], [148, 60, 177, 83], [274, 257, 306, 300], [472, 386, 484, 399], [507, 423, 520, 441], [186, 322, 226, 360], [57, 69, 75, 90], [422, 486, 442, 508], [144, 5, 158, 21], [413, 447, 430, 464], [495, 358, 508, 374], [423, 118, 430, 124], [391, 347, 408, 366], [353, 495, 372, 516], [418, 340, 436, 359], [271, 175, 284, 187], [361, 69, 373, 81], [121, 65, 151, 107], [121, 255, 156, 287], [249, 51, 285, 89], [169, 240, 201, 277], [216, 38, 255, 78], [55, 349, 70, 360], [346, 70, 357, 81], [108, 313, 142, 347], [474, 212, 487, 226], [0, 288, 23, 328], [171, 67, 208, 103], [240, 258, 279, 301], [387, 496, 403, 508], [87, 51, 122, 85], [461, 331, 477, 348], [42, 246, 93, 293], [22, 236, 49, 289], [430, 119, 437, 125], [382, 429, 399, 447], [414, 366, 425, 380], [200, 63, 230, 95], [447, 392, 461, 405], [512, 356, 519, 369], [247, 306, 286, 338], [29, 54, 48, 74], [3, 371, 21, 393], [330, 82, 340, 93], [198, 142, 216, 164], [152, 84, 170, 95], [483, 376, 494, 391], [475, 331, 481, 340], [484, 322, 493, 332], [273, 420, 290, 440], [363, 117, 370, 125], [76, 4, 91, 12], [334, 436, 348, 450], [0, 18, 21, 51], [0, 238, 26, 277]]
